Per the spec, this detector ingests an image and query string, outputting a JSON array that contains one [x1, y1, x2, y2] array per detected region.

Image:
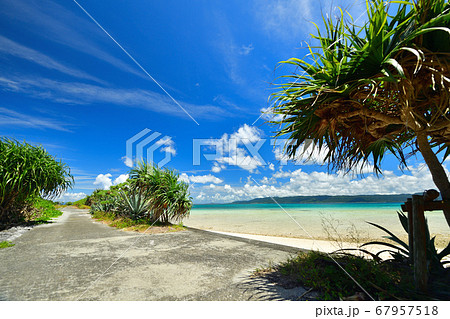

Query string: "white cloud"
[[273, 141, 328, 166], [204, 124, 265, 172], [260, 107, 285, 122], [254, 0, 315, 40], [191, 165, 441, 204], [0, 35, 102, 83], [0, 0, 145, 79], [216, 149, 263, 172], [230, 124, 263, 143], [122, 156, 133, 168], [163, 145, 176, 155], [188, 174, 224, 184], [179, 173, 190, 183], [0, 107, 70, 132], [269, 163, 275, 171], [93, 173, 113, 190], [113, 174, 129, 185], [156, 136, 176, 156], [55, 192, 87, 203], [211, 162, 223, 173], [0, 76, 233, 120]]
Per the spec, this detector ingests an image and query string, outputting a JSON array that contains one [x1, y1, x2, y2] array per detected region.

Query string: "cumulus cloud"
[[113, 174, 129, 185], [55, 192, 87, 203], [231, 124, 263, 143], [122, 156, 133, 168], [178, 173, 223, 184], [212, 163, 222, 173], [259, 106, 285, 122], [191, 165, 441, 204], [273, 141, 328, 166], [93, 173, 130, 189], [93, 173, 112, 190], [204, 124, 265, 172], [155, 136, 176, 156], [188, 174, 224, 184], [179, 173, 190, 183]]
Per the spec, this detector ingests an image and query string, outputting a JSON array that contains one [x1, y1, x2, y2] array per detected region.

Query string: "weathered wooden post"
[[406, 198, 413, 263], [411, 195, 427, 293]]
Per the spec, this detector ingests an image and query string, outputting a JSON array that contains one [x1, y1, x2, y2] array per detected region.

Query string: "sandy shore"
[[201, 229, 358, 253]]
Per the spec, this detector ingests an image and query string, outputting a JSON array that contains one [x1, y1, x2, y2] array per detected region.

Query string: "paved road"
[[0, 207, 307, 300]]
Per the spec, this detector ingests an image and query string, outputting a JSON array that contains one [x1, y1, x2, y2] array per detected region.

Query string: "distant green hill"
[[231, 194, 414, 204]]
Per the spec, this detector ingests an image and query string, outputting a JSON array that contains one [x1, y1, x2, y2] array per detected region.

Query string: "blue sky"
[[1, 0, 443, 203]]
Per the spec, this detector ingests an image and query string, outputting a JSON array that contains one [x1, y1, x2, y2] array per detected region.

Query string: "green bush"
[[0, 138, 73, 224], [72, 198, 90, 209], [119, 189, 151, 220], [30, 197, 63, 222], [129, 161, 192, 222], [89, 162, 192, 224], [279, 251, 414, 300]]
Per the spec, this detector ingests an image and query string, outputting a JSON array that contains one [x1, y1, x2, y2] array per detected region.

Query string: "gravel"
[[0, 225, 35, 242]]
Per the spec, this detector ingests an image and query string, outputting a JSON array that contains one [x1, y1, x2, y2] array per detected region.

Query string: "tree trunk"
[[416, 133, 450, 227]]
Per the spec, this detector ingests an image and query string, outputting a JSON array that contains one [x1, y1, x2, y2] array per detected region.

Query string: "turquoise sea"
[[185, 203, 449, 246]]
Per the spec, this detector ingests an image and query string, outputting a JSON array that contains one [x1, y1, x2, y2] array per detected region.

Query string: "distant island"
[[230, 194, 415, 204]]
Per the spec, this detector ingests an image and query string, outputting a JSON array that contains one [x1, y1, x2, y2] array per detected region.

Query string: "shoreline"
[[196, 229, 359, 253], [191, 227, 449, 253]]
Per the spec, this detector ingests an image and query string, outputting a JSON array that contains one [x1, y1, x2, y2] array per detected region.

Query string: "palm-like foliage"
[[118, 189, 151, 220], [342, 211, 450, 271], [271, 0, 450, 226], [0, 138, 73, 223], [129, 161, 192, 223], [152, 168, 192, 223]]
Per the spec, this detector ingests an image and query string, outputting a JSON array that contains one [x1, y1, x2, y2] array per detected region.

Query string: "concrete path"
[[0, 207, 307, 301]]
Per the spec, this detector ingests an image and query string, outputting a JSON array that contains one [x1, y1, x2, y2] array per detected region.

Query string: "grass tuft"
[[259, 250, 416, 300], [0, 241, 15, 249]]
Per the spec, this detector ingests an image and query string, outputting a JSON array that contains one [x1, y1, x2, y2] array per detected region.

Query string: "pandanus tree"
[[129, 161, 192, 223], [271, 0, 450, 227], [0, 138, 73, 223]]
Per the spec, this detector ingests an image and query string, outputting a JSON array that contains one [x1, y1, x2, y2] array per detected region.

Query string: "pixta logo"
[[126, 129, 174, 167]]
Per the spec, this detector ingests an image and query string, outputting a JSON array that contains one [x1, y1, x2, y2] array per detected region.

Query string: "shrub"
[[72, 198, 90, 209], [340, 211, 450, 299], [0, 138, 73, 224], [129, 161, 192, 223], [278, 251, 414, 300], [88, 162, 192, 224], [118, 189, 151, 220], [30, 196, 63, 222]]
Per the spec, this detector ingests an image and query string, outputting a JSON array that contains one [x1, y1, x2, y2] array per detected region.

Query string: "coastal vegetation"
[[0, 137, 72, 228], [27, 197, 64, 223], [255, 212, 449, 300], [88, 161, 192, 231], [264, 250, 414, 300], [271, 0, 450, 227], [268, 0, 450, 298], [69, 198, 90, 209]]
